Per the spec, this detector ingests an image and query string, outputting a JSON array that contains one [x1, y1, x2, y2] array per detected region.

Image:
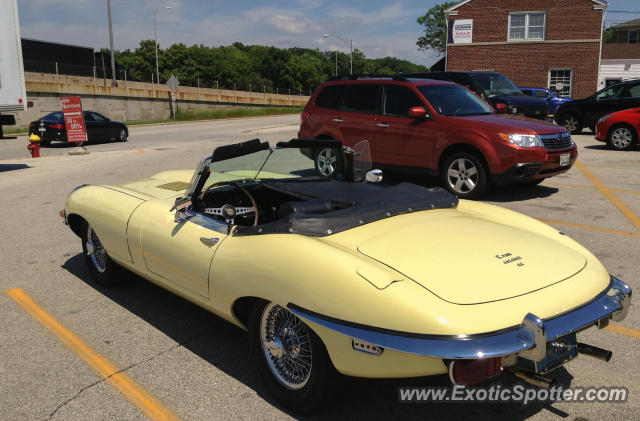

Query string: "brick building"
[[445, 0, 607, 99]]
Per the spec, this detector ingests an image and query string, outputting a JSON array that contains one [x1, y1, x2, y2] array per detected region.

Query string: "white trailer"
[[0, 0, 27, 137]]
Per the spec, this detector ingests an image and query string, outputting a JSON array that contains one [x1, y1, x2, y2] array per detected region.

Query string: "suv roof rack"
[[327, 74, 408, 82]]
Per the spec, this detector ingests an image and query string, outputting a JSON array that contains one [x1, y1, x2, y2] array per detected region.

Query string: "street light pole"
[[322, 33, 353, 75], [106, 0, 117, 86], [153, 6, 171, 84]]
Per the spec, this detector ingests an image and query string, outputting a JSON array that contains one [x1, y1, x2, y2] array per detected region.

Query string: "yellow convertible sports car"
[[62, 138, 631, 411]]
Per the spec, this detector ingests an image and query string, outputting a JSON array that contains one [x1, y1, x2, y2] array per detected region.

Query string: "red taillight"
[[449, 357, 503, 386], [300, 110, 311, 125], [29, 122, 36, 128], [49, 123, 64, 130]]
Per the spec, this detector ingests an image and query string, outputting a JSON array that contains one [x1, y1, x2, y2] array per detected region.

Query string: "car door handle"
[[376, 122, 389, 128], [332, 117, 343, 123]]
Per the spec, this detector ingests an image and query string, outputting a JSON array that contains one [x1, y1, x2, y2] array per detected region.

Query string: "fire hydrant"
[[28, 133, 41, 158]]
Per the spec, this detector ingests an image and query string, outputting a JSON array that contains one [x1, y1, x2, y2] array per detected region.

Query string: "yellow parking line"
[[586, 164, 640, 171], [137, 149, 146, 153], [537, 218, 640, 238], [543, 182, 640, 195], [575, 161, 640, 231], [606, 323, 640, 339], [5, 288, 181, 421]]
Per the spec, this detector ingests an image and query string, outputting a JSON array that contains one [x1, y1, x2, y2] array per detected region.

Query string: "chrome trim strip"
[[289, 276, 631, 359]]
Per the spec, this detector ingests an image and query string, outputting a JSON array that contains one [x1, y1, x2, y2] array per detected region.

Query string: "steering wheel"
[[200, 181, 259, 226]]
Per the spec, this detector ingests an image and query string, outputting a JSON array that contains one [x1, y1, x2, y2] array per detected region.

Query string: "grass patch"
[[174, 106, 302, 121], [2, 127, 27, 135]]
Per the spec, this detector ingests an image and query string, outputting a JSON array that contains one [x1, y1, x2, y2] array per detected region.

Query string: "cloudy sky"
[[17, 0, 640, 68]]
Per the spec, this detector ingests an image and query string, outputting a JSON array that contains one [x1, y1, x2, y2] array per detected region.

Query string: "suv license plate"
[[559, 153, 570, 167]]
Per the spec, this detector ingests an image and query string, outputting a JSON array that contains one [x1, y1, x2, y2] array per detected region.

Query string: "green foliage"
[[416, 1, 456, 54], [603, 27, 614, 43], [174, 107, 302, 121], [114, 41, 429, 92]]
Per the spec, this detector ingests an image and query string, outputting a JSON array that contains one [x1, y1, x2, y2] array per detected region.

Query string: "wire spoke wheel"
[[260, 303, 313, 390], [446, 157, 479, 194], [86, 224, 107, 273]]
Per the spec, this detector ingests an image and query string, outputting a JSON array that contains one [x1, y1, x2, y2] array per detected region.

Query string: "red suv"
[[298, 76, 577, 198]]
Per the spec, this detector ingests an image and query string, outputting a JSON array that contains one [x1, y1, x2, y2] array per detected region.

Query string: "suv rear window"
[[471, 74, 523, 97], [315, 85, 344, 109], [419, 84, 493, 116], [343, 85, 378, 113]]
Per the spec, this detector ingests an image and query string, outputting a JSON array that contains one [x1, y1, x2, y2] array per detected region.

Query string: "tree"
[[416, 1, 456, 55]]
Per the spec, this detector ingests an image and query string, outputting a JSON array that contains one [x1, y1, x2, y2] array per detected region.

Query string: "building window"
[[629, 31, 639, 43], [508, 12, 546, 41], [549, 69, 572, 98]]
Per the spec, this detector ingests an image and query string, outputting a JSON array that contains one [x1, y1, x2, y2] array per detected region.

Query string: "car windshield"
[[471, 74, 523, 97], [207, 148, 314, 187], [418, 84, 494, 116], [189, 140, 371, 193]]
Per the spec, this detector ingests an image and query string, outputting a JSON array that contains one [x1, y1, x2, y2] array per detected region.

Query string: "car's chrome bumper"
[[289, 276, 631, 360]]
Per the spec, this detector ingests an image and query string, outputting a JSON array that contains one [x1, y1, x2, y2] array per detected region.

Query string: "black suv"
[[554, 79, 640, 134], [405, 71, 549, 120]]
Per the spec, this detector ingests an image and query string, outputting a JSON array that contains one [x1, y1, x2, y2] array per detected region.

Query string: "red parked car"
[[595, 107, 640, 151], [298, 76, 577, 198]]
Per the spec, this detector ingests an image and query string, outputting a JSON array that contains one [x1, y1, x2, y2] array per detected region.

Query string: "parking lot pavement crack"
[[45, 329, 209, 420]]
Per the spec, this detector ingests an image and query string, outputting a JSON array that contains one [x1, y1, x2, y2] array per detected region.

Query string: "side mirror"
[[408, 106, 430, 119], [365, 169, 383, 183], [495, 103, 508, 114]]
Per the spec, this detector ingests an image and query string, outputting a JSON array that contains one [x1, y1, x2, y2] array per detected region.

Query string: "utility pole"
[[323, 34, 353, 75], [153, 6, 172, 84], [107, 0, 117, 86]]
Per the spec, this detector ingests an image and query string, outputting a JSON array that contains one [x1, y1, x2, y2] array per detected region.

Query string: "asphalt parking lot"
[[0, 117, 638, 420]]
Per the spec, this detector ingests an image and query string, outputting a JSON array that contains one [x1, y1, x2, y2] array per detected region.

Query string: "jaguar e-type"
[[61, 138, 631, 411]]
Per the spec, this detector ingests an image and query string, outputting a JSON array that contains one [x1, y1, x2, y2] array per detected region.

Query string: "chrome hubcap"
[[260, 303, 312, 390], [120, 129, 127, 141], [86, 224, 107, 273], [447, 158, 478, 194], [611, 127, 632, 149], [316, 148, 337, 176], [564, 116, 578, 132]]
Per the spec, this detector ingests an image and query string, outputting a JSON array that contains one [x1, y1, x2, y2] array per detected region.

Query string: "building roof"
[[610, 18, 640, 30], [446, 0, 608, 14]]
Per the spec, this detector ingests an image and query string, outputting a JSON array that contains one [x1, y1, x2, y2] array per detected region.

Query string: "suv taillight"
[[29, 122, 35, 128], [300, 110, 311, 125], [49, 123, 64, 130]]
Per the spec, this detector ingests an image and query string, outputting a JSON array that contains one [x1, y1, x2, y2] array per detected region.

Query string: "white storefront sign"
[[452, 19, 473, 44]]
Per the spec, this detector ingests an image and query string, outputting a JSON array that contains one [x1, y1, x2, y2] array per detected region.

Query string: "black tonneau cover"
[[234, 179, 458, 237]]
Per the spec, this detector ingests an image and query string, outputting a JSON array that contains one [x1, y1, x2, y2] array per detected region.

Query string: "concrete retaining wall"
[[9, 72, 309, 127]]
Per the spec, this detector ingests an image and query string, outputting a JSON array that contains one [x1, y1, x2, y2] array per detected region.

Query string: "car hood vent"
[[156, 181, 190, 191]]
